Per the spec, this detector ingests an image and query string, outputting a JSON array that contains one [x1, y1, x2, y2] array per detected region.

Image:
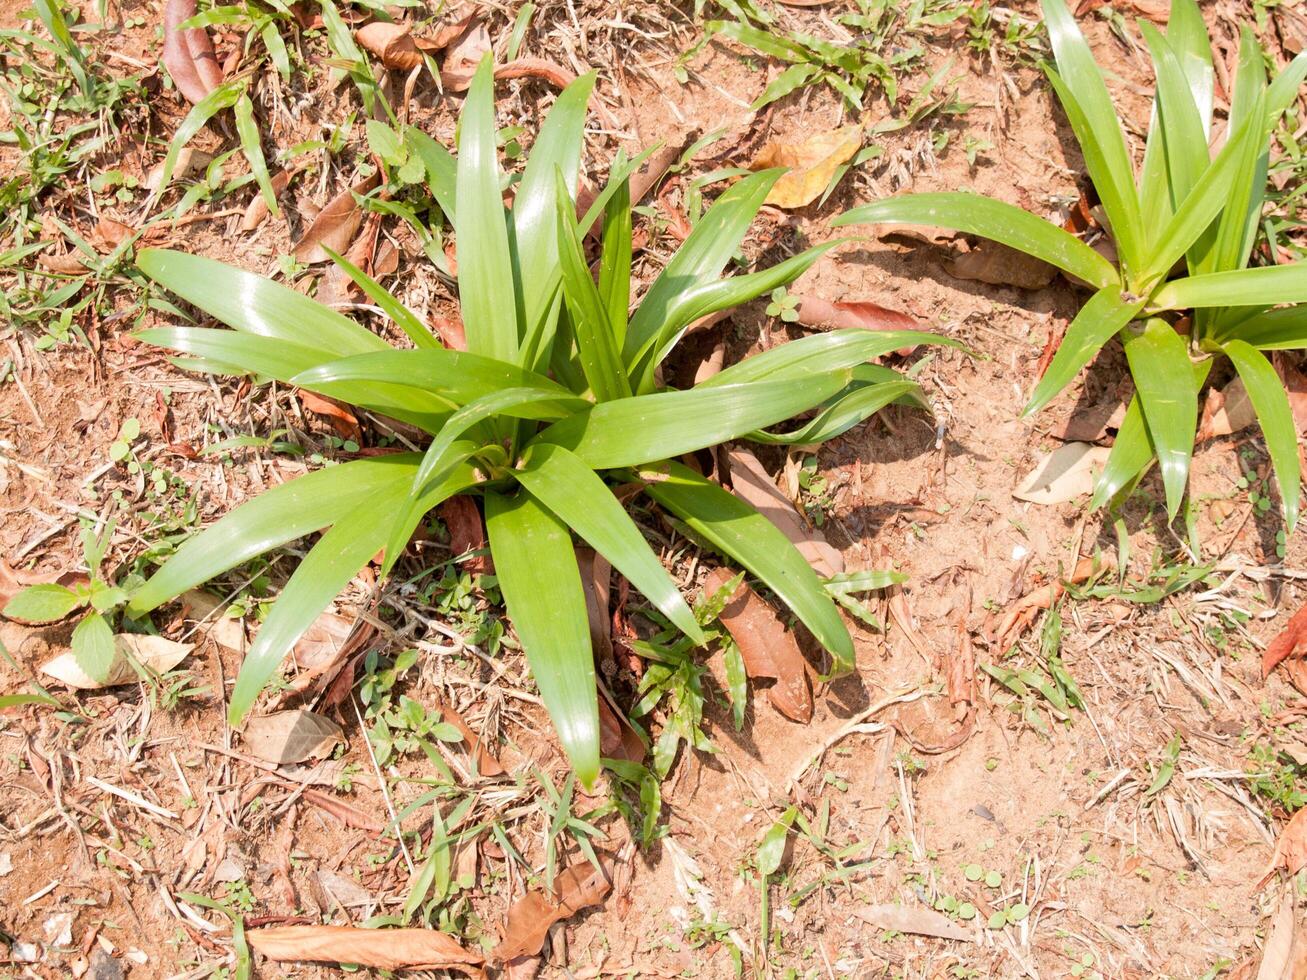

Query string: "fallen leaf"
[[990, 556, 1106, 648], [241, 710, 345, 765], [794, 296, 917, 336], [750, 126, 862, 209], [1076, 0, 1169, 21], [439, 18, 491, 91], [247, 925, 482, 972], [1274, 352, 1307, 434], [438, 698, 505, 777], [1049, 384, 1128, 442], [854, 903, 980, 943], [297, 390, 362, 442], [727, 448, 843, 576], [162, 0, 224, 105], [241, 168, 294, 232], [494, 58, 576, 88], [431, 315, 467, 350], [291, 172, 381, 264], [38, 249, 90, 274], [356, 21, 421, 70], [1199, 375, 1256, 440], [702, 567, 812, 723], [146, 147, 214, 191], [1262, 603, 1307, 680], [315, 870, 375, 909], [95, 217, 135, 251], [597, 687, 645, 763], [440, 496, 491, 574], [947, 239, 1056, 290], [1012, 442, 1112, 505], [491, 862, 611, 964], [302, 788, 385, 832], [577, 547, 613, 661], [181, 589, 245, 652], [41, 634, 193, 689], [1254, 890, 1295, 979]]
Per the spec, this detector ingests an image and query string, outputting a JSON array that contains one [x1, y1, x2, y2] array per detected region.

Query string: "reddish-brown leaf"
[[431, 315, 467, 350], [247, 925, 482, 972], [439, 18, 491, 91], [241, 168, 294, 232], [491, 862, 611, 964], [438, 698, 505, 777], [162, 0, 224, 105], [726, 448, 843, 577], [794, 297, 919, 355], [494, 58, 577, 88], [1263, 603, 1307, 680], [1257, 808, 1307, 888], [356, 21, 421, 69], [702, 567, 813, 723], [291, 172, 381, 264], [577, 546, 613, 662], [297, 390, 362, 442], [597, 689, 645, 763], [440, 496, 491, 574]]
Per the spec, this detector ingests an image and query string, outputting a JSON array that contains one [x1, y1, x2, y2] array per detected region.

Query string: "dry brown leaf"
[[794, 296, 917, 335], [356, 21, 421, 70], [162, 0, 223, 105], [302, 788, 385, 832], [432, 315, 468, 350], [95, 217, 135, 251], [727, 448, 843, 577], [146, 147, 214, 191], [947, 239, 1056, 289], [291, 172, 381, 264], [440, 496, 491, 574], [855, 903, 980, 943], [297, 390, 362, 442], [991, 556, 1105, 647], [241, 169, 293, 232], [438, 698, 505, 777], [750, 126, 862, 209], [182, 589, 245, 652], [241, 710, 345, 765], [491, 862, 611, 964], [41, 634, 194, 689], [1012, 442, 1111, 505], [577, 546, 613, 661], [38, 248, 90, 274], [439, 18, 491, 91], [1263, 603, 1307, 680], [247, 925, 482, 972], [1260, 806, 1307, 887], [703, 567, 812, 722], [1199, 376, 1256, 440], [597, 690, 645, 763], [494, 58, 576, 88], [1255, 891, 1296, 980]]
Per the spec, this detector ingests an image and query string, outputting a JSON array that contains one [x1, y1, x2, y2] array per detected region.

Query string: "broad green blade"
[[1164, 0, 1214, 135], [513, 72, 596, 337], [745, 378, 920, 445], [126, 453, 425, 616], [1153, 263, 1307, 310], [1123, 318, 1197, 520], [406, 129, 457, 222], [516, 443, 703, 643], [1139, 23, 1208, 208], [1024, 286, 1144, 416], [484, 489, 599, 785], [704, 327, 954, 387], [623, 169, 784, 364], [629, 240, 847, 392], [137, 249, 389, 356], [293, 348, 576, 411], [138, 327, 453, 432], [1224, 340, 1300, 531], [598, 163, 632, 345], [1220, 306, 1307, 348], [1089, 393, 1152, 510], [226, 461, 478, 725], [534, 374, 852, 469], [456, 57, 521, 362], [641, 460, 854, 667], [553, 170, 632, 402], [322, 246, 440, 350], [835, 193, 1118, 290]]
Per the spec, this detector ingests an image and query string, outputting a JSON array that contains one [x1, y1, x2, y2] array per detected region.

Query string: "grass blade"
[[149, 79, 244, 201], [517, 443, 703, 644], [485, 489, 599, 785], [642, 460, 854, 667], [1024, 286, 1143, 416], [835, 192, 1118, 289], [704, 327, 954, 386], [234, 93, 280, 219], [1153, 263, 1307, 310], [1123, 318, 1197, 520], [322, 246, 440, 350], [1223, 340, 1300, 531], [1089, 393, 1152, 510]]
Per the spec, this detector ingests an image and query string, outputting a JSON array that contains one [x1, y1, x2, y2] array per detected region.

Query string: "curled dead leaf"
[[1258, 808, 1307, 889], [703, 567, 813, 722], [1013, 442, 1112, 505], [291, 172, 381, 264], [241, 168, 294, 232], [947, 239, 1056, 289], [356, 21, 420, 70], [750, 126, 861, 209], [95, 217, 135, 251], [1263, 603, 1307, 680], [439, 18, 491, 91], [41, 634, 194, 689], [1199, 376, 1256, 440], [440, 495, 491, 574], [241, 709, 345, 765], [247, 925, 482, 972], [146, 147, 214, 191], [162, 0, 224, 105], [494, 58, 577, 88], [491, 861, 611, 964], [297, 390, 362, 442], [727, 448, 843, 577]]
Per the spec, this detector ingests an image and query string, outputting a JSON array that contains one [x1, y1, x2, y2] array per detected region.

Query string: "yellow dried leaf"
[[751, 126, 862, 209]]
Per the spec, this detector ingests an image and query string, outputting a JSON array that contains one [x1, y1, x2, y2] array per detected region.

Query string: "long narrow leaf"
[[485, 490, 599, 785], [1089, 393, 1152, 510], [1224, 340, 1300, 531], [703, 328, 953, 387], [1024, 286, 1143, 416], [1123, 318, 1196, 519], [1153, 263, 1307, 310], [322, 246, 440, 350]]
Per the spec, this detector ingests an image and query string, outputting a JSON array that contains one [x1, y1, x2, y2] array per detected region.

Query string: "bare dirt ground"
[[1, 0, 1306, 978]]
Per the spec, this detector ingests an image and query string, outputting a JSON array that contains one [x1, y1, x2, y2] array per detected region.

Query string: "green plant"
[[838, 0, 1307, 528], [124, 56, 943, 785]]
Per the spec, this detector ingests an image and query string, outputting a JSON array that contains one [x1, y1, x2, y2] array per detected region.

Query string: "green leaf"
[[71, 613, 115, 686], [1224, 340, 1300, 531], [746, 375, 919, 445], [0, 693, 59, 709], [1123, 319, 1197, 520], [1139, 23, 1208, 208], [535, 374, 851, 469], [3, 583, 82, 623], [623, 169, 784, 365], [456, 57, 520, 362], [703, 327, 952, 387], [1164, 0, 1214, 133], [554, 170, 632, 401], [756, 806, 798, 876], [1221, 307, 1307, 349], [834, 192, 1118, 289], [642, 460, 853, 667], [598, 164, 632, 344], [150, 79, 244, 198], [484, 489, 599, 786], [127, 454, 426, 616], [513, 72, 596, 336], [234, 93, 280, 219], [229, 462, 479, 725], [322, 246, 440, 350], [516, 443, 703, 644], [137, 249, 389, 356], [1089, 394, 1152, 510], [1040, 0, 1143, 272], [1024, 286, 1144, 416], [1153, 264, 1307, 311], [405, 129, 457, 222]]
